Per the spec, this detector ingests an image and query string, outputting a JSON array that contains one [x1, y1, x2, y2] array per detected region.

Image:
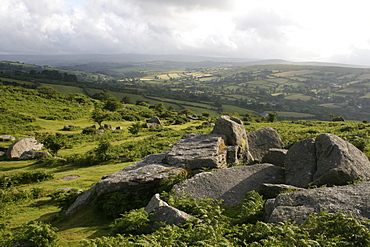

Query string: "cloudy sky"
[[1, 0, 370, 65]]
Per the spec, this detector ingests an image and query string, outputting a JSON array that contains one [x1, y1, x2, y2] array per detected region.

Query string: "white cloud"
[[1, 0, 370, 65]]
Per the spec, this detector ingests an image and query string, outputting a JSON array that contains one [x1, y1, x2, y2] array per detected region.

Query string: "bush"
[[0, 187, 45, 203], [110, 208, 154, 235], [13, 221, 59, 247], [97, 192, 152, 218], [0, 171, 54, 188]]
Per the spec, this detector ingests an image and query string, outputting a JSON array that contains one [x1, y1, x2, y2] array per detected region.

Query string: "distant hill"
[[2, 54, 367, 69]]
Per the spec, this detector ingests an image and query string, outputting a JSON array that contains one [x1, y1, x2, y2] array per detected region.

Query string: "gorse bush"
[[0, 171, 54, 188], [0, 187, 45, 203], [97, 192, 153, 218], [11, 221, 59, 247], [109, 208, 154, 235], [79, 190, 370, 246]]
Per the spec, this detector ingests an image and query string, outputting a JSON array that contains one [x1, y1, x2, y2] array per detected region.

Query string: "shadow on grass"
[[47, 204, 112, 241]]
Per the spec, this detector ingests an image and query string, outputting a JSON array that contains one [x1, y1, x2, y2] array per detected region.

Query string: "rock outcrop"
[[285, 138, 317, 188], [314, 133, 370, 186], [164, 133, 227, 172], [66, 152, 186, 215], [0, 135, 15, 141], [285, 134, 370, 188], [256, 183, 304, 199], [262, 148, 288, 167], [173, 164, 285, 207], [211, 115, 252, 164], [66, 115, 370, 227], [6, 137, 44, 159], [147, 116, 163, 125], [265, 181, 370, 224], [145, 194, 192, 225], [247, 127, 284, 163], [19, 150, 50, 160]]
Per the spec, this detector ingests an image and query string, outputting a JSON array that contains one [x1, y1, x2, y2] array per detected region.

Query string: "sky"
[[1, 0, 370, 65]]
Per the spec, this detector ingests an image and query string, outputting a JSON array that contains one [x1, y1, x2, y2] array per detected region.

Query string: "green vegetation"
[[3, 61, 370, 120], [2, 65, 370, 245]]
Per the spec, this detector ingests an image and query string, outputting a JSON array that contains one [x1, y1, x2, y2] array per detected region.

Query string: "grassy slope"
[[2, 84, 370, 245]]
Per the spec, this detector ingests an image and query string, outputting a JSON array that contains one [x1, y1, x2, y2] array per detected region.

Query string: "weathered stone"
[[55, 187, 83, 193], [95, 152, 185, 196], [313, 133, 370, 186], [164, 133, 228, 171], [115, 126, 123, 130], [6, 137, 43, 159], [19, 150, 50, 160], [211, 115, 247, 147], [145, 194, 192, 225], [145, 194, 169, 213], [66, 152, 186, 215], [226, 146, 245, 165], [173, 164, 285, 207], [65, 187, 95, 216], [143, 123, 159, 129], [57, 175, 80, 181], [266, 181, 370, 224], [262, 148, 288, 167], [247, 127, 284, 163], [147, 116, 163, 125], [151, 206, 192, 225], [211, 115, 252, 163], [62, 125, 74, 131], [103, 124, 114, 130], [257, 183, 304, 199], [285, 138, 317, 188], [0, 135, 15, 141]]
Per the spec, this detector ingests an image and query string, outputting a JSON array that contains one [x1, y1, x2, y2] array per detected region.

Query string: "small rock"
[[57, 175, 80, 181]]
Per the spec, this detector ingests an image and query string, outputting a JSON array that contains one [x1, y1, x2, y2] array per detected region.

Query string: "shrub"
[[0, 171, 54, 188], [302, 210, 370, 246], [128, 122, 142, 135], [231, 190, 265, 225], [13, 221, 59, 247], [0, 187, 45, 203], [110, 208, 154, 235], [97, 192, 152, 218]]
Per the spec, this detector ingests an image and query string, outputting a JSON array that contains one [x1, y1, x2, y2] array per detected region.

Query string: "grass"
[[3, 118, 370, 245], [275, 111, 314, 118], [285, 93, 312, 101]]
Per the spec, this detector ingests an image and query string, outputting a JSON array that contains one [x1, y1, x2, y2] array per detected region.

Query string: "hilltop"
[[2, 59, 370, 121]]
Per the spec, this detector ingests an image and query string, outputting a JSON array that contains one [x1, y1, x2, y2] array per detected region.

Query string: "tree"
[[92, 109, 110, 127], [153, 103, 167, 115], [92, 90, 114, 101], [95, 140, 115, 161], [121, 96, 132, 104], [128, 122, 142, 135], [103, 97, 122, 111], [179, 108, 193, 116], [39, 133, 67, 156], [267, 112, 277, 122]]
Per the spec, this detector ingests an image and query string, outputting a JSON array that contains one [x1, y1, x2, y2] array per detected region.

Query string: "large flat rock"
[[173, 163, 285, 207], [266, 181, 370, 224], [164, 133, 227, 171]]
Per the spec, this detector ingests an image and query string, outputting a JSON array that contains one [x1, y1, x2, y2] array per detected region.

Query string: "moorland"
[[1, 60, 370, 246]]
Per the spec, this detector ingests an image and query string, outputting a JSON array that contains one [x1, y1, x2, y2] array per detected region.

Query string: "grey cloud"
[[235, 10, 294, 41]]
